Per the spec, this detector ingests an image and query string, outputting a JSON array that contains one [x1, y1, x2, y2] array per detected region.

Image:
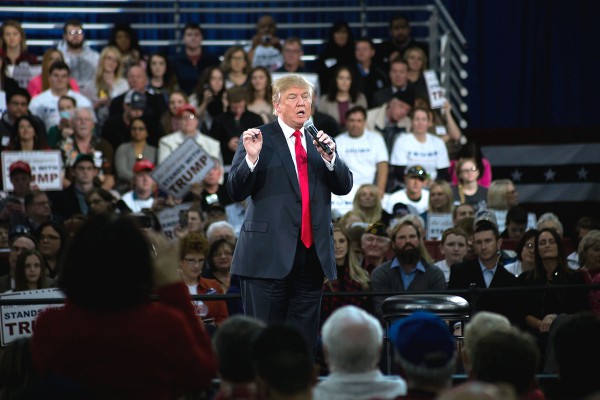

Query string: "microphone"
[[303, 120, 333, 155]]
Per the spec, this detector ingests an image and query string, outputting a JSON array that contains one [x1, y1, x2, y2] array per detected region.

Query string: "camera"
[[262, 35, 271, 44]]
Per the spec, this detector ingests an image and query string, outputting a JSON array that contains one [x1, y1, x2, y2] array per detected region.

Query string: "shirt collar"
[[479, 259, 498, 274], [390, 258, 426, 273], [277, 117, 304, 139]]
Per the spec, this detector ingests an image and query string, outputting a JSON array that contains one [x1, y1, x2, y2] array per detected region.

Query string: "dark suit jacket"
[[371, 82, 416, 109], [210, 110, 264, 166], [448, 258, 519, 322], [227, 119, 353, 280]]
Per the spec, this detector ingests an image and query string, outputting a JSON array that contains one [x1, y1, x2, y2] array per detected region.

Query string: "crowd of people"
[[0, 11, 599, 400]]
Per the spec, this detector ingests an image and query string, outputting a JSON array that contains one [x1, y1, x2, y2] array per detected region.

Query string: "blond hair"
[[271, 73, 314, 115]]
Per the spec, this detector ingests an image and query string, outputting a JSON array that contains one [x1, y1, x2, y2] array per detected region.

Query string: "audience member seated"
[[360, 222, 391, 275], [246, 66, 274, 125], [452, 203, 475, 226], [391, 107, 450, 183], [0, 88, 46, 152], [160, 90, 187, 135], [487, 179, 519, 211], [366, 89, 413, 158], [437, 381, 518, 400], [210, 86, 263, 166], [0, 20, 39, 71], [211, 315, 265, 400], [384, 165, 430, 217], [6, 114, 50, 151], [27, 48, 80, 98], [9, 189, 59, 236], [449, 141, 492, 189], [189, 66, 227, 133], [170, 22, 218, 96], [404, 46, 429, 103], [84, 187, 117, 217], [56, 19, 100, 95], [29, 61, 92, 132], [374, 13, 429, 73], [117, 159, 157, 213], [500, 205, 528, 240], [0, 161, 33, 222], [428, 179, 453, 215], [469, 328, 542, 400], [246, 14, 283, 71], [276, 37, 308, 73], [114, 117, 157, 193], [50, 153, 99, 220], [35, 220, 69, 279], [158, 103, 222, 165], [461, 311, 511, 375], [10, 248, 51, 292], [221, 45, 250, 89], [350, 37, 388, 108], [321, 225, 371, 324], [317, 65, 367, 132], [536, 212, 564, 237], [45, 94, 76, 148], [371, 220, 443, 318], [178, 232, 229, 327], [388, 311, 456, 399], [57, 107, 115, 190], [517, 228, 589, 366], [251, 323, 315, 400], [315, 305, 407, 400], [183, 159, 231, 210], [205, 220, 236, 245], [31, 213, 218, 397], [146, 51, 179, 109], [316, 21, 356, 92], [107, 22, 144, 73], [0, 232, 37, 293], [434, 227, 469, 283], [568, 216, 600, 270], [417, 99, 465, 161], [451, 157, 487, 211], [82, 46, 129, 131], [372, 58, 416, 109], [351, 184, 386, 225], [334, 106, 389, 198], [202, 237, 242, 316], [448, 220, 519, 323], [504, 229, 538, 277], [107, 65, 166, 139]]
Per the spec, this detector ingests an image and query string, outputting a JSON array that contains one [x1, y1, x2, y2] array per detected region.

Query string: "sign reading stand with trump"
[[151, 137, 216, 199], [1, 150, 63, 191]]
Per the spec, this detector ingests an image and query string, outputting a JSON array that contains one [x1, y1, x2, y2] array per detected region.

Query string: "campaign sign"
[[0, 288, 64, 346], [424, 70, 446, 109], [156, 202, 192, 242], [1, 150, 63, 191], [426, 213, 453, 240], [151, 138, 216, 199]]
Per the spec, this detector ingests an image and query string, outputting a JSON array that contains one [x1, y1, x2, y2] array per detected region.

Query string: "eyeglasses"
[[183, 257, 205, 265], [525, 243, 534, 249], [68, 29, 83, 36], [105, 55, 119, 63], [214, 252, 233, 258], [40, 234, 60, 241], [460, 167, 478, 173]]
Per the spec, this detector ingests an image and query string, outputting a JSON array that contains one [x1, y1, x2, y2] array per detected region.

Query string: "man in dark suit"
[[227, 74, 353, 355], [371, 58, 416, 109], [448, 220, 519, 323]]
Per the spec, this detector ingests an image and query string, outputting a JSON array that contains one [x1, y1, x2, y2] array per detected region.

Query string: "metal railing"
[[1, 0, 469, 126]]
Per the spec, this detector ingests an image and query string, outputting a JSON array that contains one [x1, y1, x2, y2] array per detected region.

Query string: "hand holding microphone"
[[303, 120, 333, 156]]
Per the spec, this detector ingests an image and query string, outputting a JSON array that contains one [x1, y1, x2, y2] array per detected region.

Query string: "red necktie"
[[293, 130, 313, 248]]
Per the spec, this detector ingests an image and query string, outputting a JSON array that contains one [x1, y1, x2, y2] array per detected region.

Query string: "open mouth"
[[296, 110, 306, 117]]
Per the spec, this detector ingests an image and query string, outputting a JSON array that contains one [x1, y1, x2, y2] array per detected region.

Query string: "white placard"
[[151, 138, 216, 199], [0, 91, 6, 117], [527, 212, 537, 230], [155, 202, 192, 242], [424, 69, 446, 109], [1, 150, 63, 191], [0, 288, 64, 346], [426, 213, 453, 240], [11, 64, 42, 89]]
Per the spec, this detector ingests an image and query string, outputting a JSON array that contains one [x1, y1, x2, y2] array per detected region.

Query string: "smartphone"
[[179, 210, 188, 228], [131, 213, 153, 229], [262, 35, 271, 44]]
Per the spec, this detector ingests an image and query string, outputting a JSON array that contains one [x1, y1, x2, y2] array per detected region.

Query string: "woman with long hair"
[[35, 221, 69, 279], [449, 141, 492, 188], [404, 46, 429, 102], [146, 51, 178, 108], [246, 66, 274, 124], [189, 66, 227, 132], [321, 224, 371, 324], [107, 22, 144, 73], [7, 115, 50, 151], [0, 20, 38, 68], [221, 45, 250, 89], [114, 117, 157, 193], [504, 229, 538, 277], [428, 179, 453, 214], [579, 230, 600, 315], [27, 48, 80, 98], [318, 65, 367, 131], [352, 184, 384, 225], [14, 248, 49, 292], [451, 157, 488, 211], [85, 187, 117, 217], [316, 21, 356, 91], [160, 90, 188, 135], [487, 179, 519, 210]]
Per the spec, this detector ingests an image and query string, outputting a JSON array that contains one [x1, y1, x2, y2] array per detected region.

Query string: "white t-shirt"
[[120, 191, 155, 213], [29, 89, 93, 131], [335, 129, 389, 190], [434, 260, 451, 283], [390, 133, 450, 181], [383, 188, 430, 215]]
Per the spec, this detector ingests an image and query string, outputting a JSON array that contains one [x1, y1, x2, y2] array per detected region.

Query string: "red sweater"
[[32, 282, 217, 399]]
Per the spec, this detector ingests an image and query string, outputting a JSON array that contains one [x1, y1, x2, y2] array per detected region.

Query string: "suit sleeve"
[[325, 153, 353, 196]]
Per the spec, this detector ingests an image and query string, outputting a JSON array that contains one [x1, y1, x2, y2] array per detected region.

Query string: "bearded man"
[[371, 220, 446, 318]]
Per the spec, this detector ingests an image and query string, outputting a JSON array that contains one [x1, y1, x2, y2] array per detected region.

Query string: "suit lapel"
[[269, 121, 302, 199]]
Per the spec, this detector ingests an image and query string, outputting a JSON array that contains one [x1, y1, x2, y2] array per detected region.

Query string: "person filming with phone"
[[227, 74, 353, 356], [246, 14, 283, 71]]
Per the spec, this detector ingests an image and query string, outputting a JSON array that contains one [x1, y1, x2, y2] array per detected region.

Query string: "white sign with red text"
[[1, 150, 63, 191]]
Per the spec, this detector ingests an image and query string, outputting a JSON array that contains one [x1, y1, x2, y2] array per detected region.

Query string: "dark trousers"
[[240, 241, 324, 356]]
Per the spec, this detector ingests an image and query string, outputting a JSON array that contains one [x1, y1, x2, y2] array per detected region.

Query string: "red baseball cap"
[[176, 104, 197, 117], [133, 159, 155, 174], [9, 160, 32, 176]]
